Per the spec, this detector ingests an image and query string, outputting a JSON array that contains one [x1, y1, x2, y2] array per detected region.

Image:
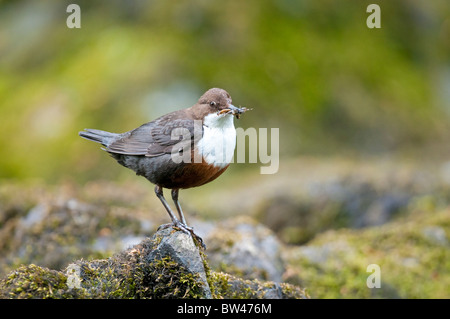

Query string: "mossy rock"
[[0, 264, 79, 299], [210, 272, 308, 299], [283, 207, 450, 298], [205, 216, 285, 282], [0, 227, 308, 299]]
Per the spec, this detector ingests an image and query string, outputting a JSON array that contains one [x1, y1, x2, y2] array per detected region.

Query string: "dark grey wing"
[[106, 118, 198, 157], [147, 118, 197, 157], [106, 122, 155, 155]]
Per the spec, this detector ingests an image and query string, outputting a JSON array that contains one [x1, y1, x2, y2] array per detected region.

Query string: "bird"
[[79, 88, 249, 248]]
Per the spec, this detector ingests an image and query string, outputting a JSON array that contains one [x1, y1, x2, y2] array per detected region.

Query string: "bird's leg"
[[154, 185, 179, 224], [171, 189, 188, 226], [155, 186, 205, 249], [170, 189, 205, 249]]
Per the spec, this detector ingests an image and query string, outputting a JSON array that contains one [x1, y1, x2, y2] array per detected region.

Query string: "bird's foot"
[[158, 221, 206, 250], [157, 223, 174, 231], [173, 221, 207, 250]]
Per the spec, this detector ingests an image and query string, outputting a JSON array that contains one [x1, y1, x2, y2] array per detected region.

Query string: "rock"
[[293, 239, 356, 265], [147, 227, 212, 298], [421, 226, 448, 246], [205, 216, 285, 282], [0, 197, 152, 277], [210, 272, 308, 299], [256, 178, 412, 244], [0, 264, 80, 299], [68, 227, 213, 299], [282, 208, 450, 299], [0, 226, 307, 299], [0, 227, 212, 299]]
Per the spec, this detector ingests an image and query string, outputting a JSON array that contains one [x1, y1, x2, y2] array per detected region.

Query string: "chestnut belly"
[[111, 153, 229, 189]]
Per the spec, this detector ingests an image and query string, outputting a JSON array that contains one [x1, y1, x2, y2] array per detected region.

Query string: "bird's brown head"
[[193, 88, 250, 119]]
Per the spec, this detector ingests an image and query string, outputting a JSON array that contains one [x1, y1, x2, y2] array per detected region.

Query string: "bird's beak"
[[217, 104, 251, 119]]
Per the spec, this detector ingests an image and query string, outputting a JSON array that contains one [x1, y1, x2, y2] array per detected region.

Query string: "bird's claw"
[[158, 221, 206, 250], [173, 221, 206, 250]]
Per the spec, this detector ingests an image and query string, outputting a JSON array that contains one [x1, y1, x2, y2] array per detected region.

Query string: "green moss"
[[0, 264, 79, 299], [71, 238, 208, 299], [0, 233, 210, 299], [0, 237, 308, 299], [284, 208, 450, 299], [209, 272, 252, 299], [0, 184, 154, 278], [209, 271, 308, 299], [136, 256, 206, 299]]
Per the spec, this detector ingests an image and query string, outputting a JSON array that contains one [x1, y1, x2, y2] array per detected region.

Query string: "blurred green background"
[[1, 0, 450, 299], [1, 0, 449, 183]]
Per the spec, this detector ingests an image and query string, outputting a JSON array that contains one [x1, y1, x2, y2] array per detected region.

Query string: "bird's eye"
[[210, 101, 216, 107]]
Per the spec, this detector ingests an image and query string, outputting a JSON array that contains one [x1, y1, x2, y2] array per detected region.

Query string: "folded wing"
[[107, 116, 197, 157]]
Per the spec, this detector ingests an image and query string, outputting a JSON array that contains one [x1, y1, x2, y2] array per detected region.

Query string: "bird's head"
[[196, 88, 251, 120]]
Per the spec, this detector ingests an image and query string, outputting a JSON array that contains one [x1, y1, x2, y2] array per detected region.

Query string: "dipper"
[[79, 88, 249, 247]]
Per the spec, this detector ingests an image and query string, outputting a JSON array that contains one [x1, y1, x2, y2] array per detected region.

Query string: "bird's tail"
[[79, 129, 119, 147]]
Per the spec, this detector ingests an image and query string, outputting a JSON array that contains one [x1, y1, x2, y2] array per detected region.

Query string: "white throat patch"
[[197, 113, 236, 168]]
